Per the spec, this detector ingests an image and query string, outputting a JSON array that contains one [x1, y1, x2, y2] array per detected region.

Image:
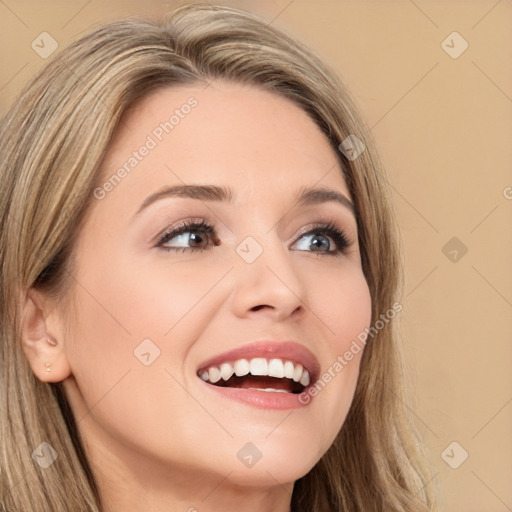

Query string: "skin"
[[21, 79, 372, 512]]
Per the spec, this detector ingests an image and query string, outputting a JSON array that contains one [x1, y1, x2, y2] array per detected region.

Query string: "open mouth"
[[197, 357, 312, 394]]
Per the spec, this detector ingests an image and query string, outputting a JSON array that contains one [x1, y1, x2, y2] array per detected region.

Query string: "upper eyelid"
[[147, 200, 356, 238], [158, 220, 344, 238], [295, 223, 354, 248]]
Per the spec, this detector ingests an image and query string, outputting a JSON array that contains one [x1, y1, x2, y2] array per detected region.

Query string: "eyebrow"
[[133, 183, 355, 219]]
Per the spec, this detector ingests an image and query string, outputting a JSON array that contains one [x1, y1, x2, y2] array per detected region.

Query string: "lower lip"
[[199, 379, 313, 410]]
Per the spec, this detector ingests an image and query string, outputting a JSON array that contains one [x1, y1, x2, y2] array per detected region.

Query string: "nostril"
[[251, 305, 267, 312]]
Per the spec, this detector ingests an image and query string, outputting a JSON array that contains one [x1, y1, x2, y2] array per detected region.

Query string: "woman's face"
[[56, 80, 371, 491]]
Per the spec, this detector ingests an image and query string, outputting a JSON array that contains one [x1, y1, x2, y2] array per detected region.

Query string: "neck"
[[82, 422, 293, 512], [96, 457, 294, 512]]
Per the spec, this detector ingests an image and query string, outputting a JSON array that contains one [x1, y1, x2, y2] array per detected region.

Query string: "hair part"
[[0, 3, 436, 511]]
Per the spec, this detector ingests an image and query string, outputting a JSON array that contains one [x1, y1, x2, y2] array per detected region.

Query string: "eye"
[[156, 220, 220, 252], [155, 218, 352, 256], [291, 220, 352, 256]]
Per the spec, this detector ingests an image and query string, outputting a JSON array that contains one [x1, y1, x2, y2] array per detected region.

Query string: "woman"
[[0, 3, 436, 511]]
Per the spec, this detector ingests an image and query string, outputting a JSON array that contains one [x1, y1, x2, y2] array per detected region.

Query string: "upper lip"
[[197, 340, 320, 385]]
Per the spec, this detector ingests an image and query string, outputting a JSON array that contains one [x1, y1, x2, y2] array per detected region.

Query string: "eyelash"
[[155, 219, 353, 257]]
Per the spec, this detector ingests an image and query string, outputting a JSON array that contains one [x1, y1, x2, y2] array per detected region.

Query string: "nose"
[[229, 235, 307, 322]]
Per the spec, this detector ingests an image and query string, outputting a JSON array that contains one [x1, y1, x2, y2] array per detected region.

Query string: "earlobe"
[[20, 288, 71, 383]]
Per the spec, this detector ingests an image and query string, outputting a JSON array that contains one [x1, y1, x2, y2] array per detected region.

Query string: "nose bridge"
[[230, 227, 307, 318]]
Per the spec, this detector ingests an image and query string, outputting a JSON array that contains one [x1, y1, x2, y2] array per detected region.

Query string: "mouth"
[[198, 358, 310, 393], [196, 341, 320, 409]]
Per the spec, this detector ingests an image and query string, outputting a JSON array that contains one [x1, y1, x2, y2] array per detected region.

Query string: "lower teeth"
[[248, 388, 290, 393]]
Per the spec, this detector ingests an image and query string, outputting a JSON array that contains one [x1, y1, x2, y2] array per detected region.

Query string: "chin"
[[199, 431, 327, 488]]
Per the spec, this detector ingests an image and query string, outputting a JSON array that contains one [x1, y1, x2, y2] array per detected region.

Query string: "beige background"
[[1, 1, 511, 510]]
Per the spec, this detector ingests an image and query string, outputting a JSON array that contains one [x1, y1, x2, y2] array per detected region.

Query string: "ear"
[[20, 288, 72, 383]]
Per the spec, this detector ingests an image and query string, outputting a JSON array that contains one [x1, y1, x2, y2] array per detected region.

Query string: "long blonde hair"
[[0, 3, 436, 511]]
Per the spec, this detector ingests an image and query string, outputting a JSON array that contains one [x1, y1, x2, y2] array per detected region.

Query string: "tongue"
[[216, 375, 298, 393]]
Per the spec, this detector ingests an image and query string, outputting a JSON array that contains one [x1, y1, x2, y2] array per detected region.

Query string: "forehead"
[[96, 80, 351, 212]]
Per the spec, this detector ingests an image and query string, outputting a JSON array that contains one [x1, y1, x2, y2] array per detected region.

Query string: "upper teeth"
[[199, 358, 310, 387]]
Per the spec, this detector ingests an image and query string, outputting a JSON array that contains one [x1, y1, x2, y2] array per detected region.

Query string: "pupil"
[[311, 235, 329, 251], [190, 233, 203, 247]]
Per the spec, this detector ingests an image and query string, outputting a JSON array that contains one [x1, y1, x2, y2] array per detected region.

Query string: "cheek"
[[108, 256, 230, 337], [298, 264, 372, 448], [71, 252, 227, 346], [315, 263, 372, 340], [63, 254, 229, 409], [61, 259, 226, 466]]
